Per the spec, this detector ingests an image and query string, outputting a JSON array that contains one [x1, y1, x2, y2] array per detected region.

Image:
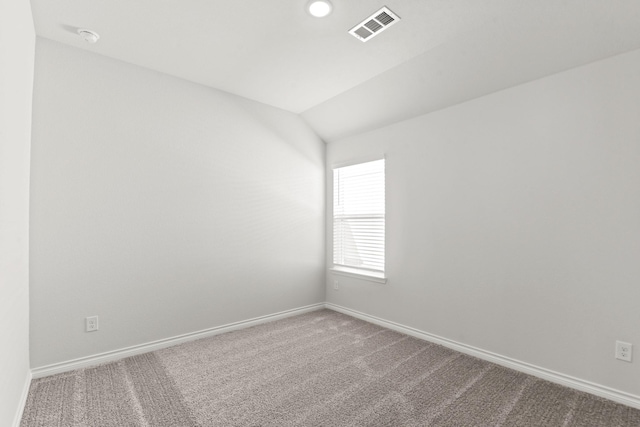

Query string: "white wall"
[[327, 49, 640, 396], [30, 39, 325, 368], [0, 0, 35, 425]]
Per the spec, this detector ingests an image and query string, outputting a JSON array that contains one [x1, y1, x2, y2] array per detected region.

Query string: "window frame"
[[330, 157, 387, 284]]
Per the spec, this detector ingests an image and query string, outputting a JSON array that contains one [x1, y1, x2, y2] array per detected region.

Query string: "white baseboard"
[[31, 303, 325, 379], [28, 301, 640, 410], [325, 302, 640, 410], [12, 369, 32, 427]]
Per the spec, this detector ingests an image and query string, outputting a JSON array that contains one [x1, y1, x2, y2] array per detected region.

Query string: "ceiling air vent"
[[349, 6, 400, 42]]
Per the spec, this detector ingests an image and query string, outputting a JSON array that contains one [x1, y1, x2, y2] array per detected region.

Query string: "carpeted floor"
[[21, 309, 640, 426]]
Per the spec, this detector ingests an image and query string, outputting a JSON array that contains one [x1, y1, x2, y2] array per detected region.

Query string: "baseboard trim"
[[325, 302, 640, 410], [12, 369, 32, 427], [31, 303, 325, 379]]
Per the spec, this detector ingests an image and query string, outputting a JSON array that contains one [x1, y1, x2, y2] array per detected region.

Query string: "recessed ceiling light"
[[307, 0, 333, 18], [77, 29, 100, 44]]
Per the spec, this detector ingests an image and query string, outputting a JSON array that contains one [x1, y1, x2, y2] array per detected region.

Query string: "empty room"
[[2, 0, 640, 426]]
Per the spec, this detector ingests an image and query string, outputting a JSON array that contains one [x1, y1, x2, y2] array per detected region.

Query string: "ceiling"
[[30, 0, 640, 141]]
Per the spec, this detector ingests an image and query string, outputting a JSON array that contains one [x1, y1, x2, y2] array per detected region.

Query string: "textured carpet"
[[21, 309, 640, 426]]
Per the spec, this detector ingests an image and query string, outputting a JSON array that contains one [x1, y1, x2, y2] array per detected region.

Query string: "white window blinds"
[[333, 159, 385, 274]]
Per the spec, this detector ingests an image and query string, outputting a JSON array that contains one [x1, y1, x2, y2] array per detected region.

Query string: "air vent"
[[349, 6, 400, 42]]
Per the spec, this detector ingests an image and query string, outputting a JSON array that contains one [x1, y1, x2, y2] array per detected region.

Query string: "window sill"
[[329, 267, 387, 284]]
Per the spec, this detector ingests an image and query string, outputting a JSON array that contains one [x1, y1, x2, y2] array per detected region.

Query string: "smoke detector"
[[78, 29, 100, 44], [349, 6, 400, 42]]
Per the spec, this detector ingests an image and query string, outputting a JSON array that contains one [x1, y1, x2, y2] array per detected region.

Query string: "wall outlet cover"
[[86, 316, 99, 332], [615, 341, 632, 362]]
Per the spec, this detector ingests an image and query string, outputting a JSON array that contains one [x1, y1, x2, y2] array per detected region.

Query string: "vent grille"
[[364, 19, 383, 33], [376, 11, 395, 25], [349, 6, 400, 42]]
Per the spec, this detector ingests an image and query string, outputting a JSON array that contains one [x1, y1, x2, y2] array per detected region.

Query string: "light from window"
[[333, 159, 385, 275]]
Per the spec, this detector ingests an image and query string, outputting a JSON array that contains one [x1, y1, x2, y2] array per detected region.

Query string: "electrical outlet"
[[615, 341, 632, 362], [333, 280, 339, 290], [86, 316, 99, 332]]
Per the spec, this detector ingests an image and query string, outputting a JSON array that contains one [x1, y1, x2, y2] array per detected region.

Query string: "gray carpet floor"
[[21, 309, 640, 426]]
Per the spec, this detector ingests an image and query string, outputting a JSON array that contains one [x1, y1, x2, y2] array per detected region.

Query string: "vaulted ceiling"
[[30, 0, 640, 141]]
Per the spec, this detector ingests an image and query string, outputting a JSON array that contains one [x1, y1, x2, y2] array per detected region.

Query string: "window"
[[332, 159, 385, 281]]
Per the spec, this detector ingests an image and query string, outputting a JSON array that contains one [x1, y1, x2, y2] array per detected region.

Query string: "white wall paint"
[[0, 0, 35, 424], [30, 39, 325, 368], [326, 49, 640, 396]]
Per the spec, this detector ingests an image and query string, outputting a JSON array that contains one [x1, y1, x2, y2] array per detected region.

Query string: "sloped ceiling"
[[30, 0, 640, 142]]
